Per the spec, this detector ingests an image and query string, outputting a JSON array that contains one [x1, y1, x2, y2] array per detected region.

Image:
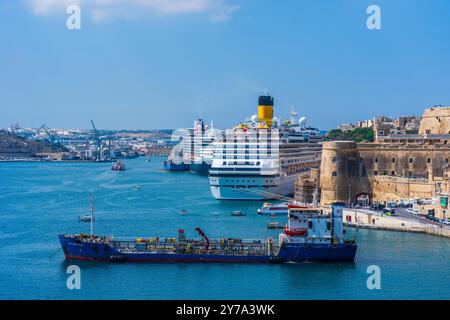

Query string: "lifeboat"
[[283, 226, 308, 237], [287, 204, 307, 210]]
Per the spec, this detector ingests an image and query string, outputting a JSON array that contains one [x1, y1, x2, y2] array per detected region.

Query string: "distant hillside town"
[[0, 123, 176, 162], [327, 111, 423, 142]]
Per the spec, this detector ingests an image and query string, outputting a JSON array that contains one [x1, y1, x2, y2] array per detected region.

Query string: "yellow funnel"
[[258, 95, 274, 127]]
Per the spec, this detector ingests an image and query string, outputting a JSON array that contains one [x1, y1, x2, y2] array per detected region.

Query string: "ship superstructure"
[[209, 95, 323, 200]]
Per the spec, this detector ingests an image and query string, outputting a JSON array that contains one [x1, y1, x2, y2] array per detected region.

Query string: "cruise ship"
[[164, 119, 216, 174], [187, 119, 215, 175], [209, 95, 323, 200]]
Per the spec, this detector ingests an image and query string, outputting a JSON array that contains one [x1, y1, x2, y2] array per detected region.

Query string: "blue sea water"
[[0, 158, 449, 300]]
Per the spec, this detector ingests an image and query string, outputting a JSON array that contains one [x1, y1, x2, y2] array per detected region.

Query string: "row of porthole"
[[210, 179, 274, 183]]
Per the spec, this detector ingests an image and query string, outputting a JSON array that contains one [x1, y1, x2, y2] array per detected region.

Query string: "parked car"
[[406, 208, 419, 215], [426, 215, 439, 222], [383, 208, 396, 216], [371, 204, 385, 212]]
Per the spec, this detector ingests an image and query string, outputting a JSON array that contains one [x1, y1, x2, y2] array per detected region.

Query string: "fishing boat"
[[231, 210, 246, 216], [58, 203, 357, 263]]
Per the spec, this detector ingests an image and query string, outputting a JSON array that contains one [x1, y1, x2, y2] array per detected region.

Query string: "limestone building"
[[316, 107, 450, 220]]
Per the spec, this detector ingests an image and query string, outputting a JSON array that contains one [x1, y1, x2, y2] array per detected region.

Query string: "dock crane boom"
[[38, 124, 58, 151], [90, 120, 101, 160], [195, 227, 210, 251]]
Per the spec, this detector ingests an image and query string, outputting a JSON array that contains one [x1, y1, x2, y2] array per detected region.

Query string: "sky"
[[0, 0, 450, 131]]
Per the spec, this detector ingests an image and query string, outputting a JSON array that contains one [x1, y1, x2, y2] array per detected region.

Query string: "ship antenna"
[[89, 193, 94, 237]]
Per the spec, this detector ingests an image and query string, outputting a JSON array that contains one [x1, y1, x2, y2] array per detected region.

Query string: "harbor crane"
[[90, 120, 102, 160], [38, 124, 61, 151]]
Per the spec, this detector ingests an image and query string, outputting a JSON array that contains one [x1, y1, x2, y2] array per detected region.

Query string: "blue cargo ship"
[[58, 203, 356, 263], [163, 159, 189, 171]]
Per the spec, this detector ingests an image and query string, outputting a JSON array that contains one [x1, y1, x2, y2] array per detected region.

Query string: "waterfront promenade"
[[343, 208, 450, 238]]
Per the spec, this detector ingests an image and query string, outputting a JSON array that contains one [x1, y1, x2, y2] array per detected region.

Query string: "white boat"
[[209, 95, 323, 200], [267, 221, 283, 229], [257, 202, 289, 215]]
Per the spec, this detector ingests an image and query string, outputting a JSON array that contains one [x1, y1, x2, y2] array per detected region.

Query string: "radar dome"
[[299, 117, 306, 126]]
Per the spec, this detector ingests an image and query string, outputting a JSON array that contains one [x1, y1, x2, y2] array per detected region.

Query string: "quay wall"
[[343, 209, 450, 238]]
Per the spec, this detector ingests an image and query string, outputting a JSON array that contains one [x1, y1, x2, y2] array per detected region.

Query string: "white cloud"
[[22, 0, 239, 23]]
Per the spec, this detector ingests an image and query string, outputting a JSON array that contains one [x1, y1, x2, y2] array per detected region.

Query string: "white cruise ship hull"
[[209, 174, 298, 200]]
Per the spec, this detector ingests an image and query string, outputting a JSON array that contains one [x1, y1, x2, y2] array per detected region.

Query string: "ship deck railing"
[[110, 238, 279, 256]]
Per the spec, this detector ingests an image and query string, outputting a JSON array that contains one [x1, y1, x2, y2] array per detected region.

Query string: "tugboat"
[[58, 202, 357, 263], [112, 161, 126, 171]]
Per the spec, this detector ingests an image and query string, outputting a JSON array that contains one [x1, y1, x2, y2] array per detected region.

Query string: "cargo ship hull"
[[189, 162, 211, 175], [164, 160, 189, 171], [58, 235, 356, 264]]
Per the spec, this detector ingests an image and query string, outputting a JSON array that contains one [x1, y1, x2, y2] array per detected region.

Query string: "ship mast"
[[89, 193, 94, 237]]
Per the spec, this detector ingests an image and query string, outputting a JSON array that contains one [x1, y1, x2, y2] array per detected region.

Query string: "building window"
[[391, 171, 395, 176], [374, 158, 378, 163], [392, 158, 395, 163], [409, 158, 413, 163], [374, 171, 378, 176], [427, 158, 431, 163], [332, 156, 337, 163], [332, 171, 337, 177]]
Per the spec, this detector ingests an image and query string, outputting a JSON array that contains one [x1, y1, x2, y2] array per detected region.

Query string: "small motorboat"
[[267, 222, 283, 229], [135, 185, 141, 190], [180, 209, 188, 215], [79, 215, 93, 222], [231, 210, 246, 217], [112, 161, 126, 171]]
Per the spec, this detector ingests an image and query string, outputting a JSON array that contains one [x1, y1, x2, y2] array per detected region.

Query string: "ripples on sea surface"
[[0, 158, 449, 299]]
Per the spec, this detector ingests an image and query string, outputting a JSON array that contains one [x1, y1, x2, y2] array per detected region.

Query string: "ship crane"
[[38, 124, 59, 151], [90, 120, 102, 160], [194, 227, 210, 251]]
